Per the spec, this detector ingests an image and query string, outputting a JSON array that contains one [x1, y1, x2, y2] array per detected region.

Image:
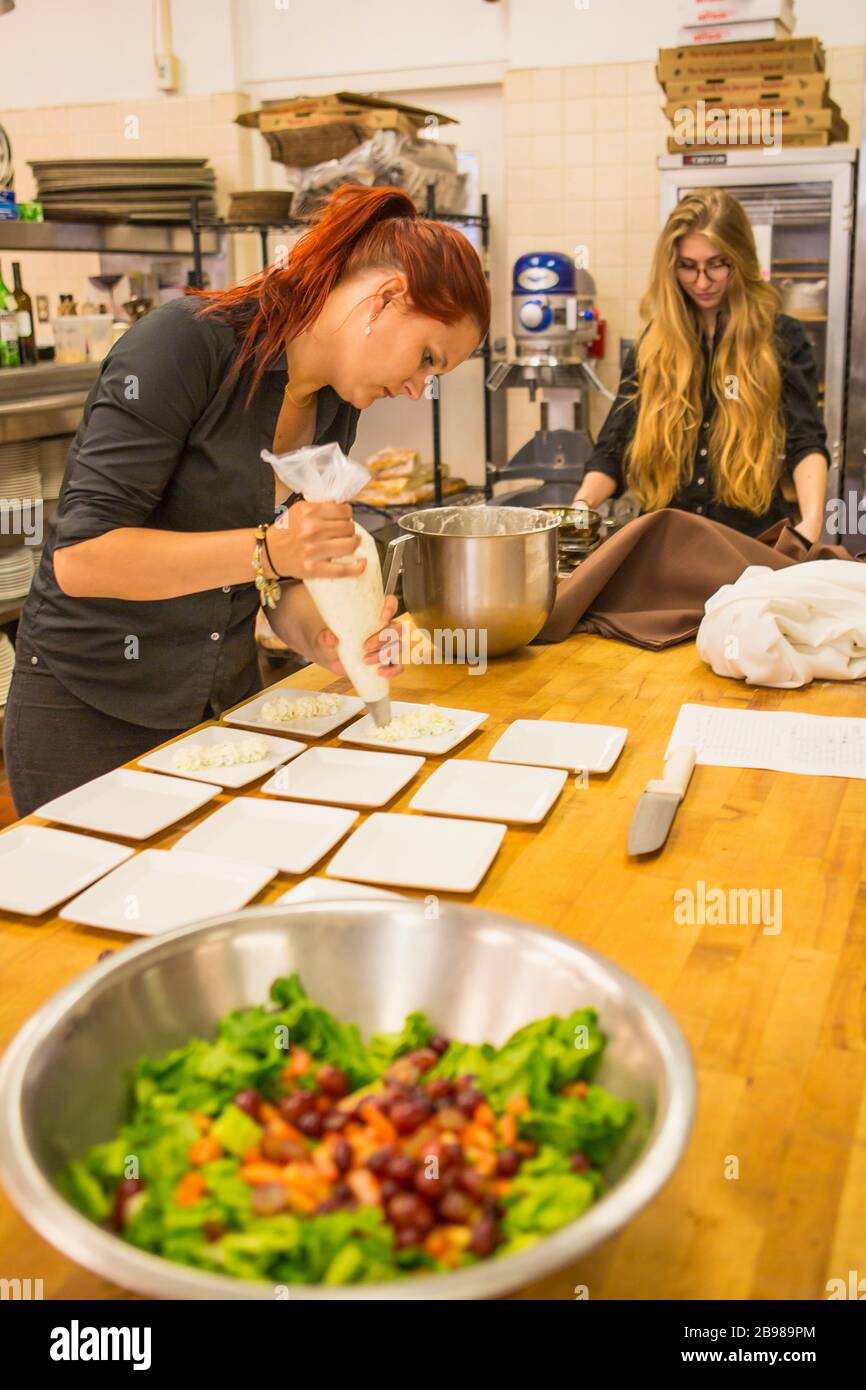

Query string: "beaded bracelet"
[[252, 524, 281, 609]]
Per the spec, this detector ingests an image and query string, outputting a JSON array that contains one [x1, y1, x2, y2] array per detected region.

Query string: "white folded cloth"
[[697, 560, 866, 688]]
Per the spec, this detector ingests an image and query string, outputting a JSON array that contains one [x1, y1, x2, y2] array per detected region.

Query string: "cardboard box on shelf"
[[237, 92, 456, 169], [259, 108, 421, 138], [658, 37, 824, 82], [663, 94, 839, 118], [664, 100, 847, 139], [677, 20, 792, 45], [677, 0, 794, 23], [666, 130, 830, 151], [662, 73, 829, 103]]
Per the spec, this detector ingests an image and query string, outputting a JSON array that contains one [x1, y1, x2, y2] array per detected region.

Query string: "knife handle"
[[644, 746, 696, 801]]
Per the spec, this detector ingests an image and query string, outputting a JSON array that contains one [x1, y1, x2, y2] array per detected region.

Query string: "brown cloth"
[[537, 509, 863, 649]]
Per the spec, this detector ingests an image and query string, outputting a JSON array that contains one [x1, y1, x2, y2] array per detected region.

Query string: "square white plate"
[[35, 768, 221, 840], [0, 826, 135, 915], [138, 726, 306, 789], [223, 687, 364, 738], [487, 720, 627, 773], [275, 877, 404, 905], [409, 759, 567, 824], [173, 796, 358, 874], [338, 702, 488, 756], [326, 812, 505, 893], [59, 849, 275, 935], [260, 747, 424, 808]]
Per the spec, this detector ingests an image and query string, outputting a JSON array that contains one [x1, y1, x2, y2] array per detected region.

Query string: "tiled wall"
[[503, 46, 865, 458], [0, 93, 255, 322]]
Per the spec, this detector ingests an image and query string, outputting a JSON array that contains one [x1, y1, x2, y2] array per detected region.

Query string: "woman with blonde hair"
[[573, 188, 829, 540]]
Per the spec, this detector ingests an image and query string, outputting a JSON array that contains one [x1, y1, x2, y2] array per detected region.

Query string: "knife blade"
[[627, 746, 696, 855]]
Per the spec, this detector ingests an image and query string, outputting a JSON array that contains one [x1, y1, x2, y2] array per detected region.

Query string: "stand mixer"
[[486, 251, 613, 503]]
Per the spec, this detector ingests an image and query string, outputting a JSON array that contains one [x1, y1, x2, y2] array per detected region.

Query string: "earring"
[[365, 312, 377, 336]]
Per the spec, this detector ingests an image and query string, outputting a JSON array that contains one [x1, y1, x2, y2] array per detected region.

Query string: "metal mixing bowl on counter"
[[535, 505, 605, 577], [383, 505, 559, 657], [537, 504, 603, 547], [0, 901, 695, 1301]]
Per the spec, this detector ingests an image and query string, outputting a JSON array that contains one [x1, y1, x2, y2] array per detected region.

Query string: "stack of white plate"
[[39, 435, 74, 500], [0, 440, 43, 507], [0, 547, 35, 601], [0, 632, 15, 710]]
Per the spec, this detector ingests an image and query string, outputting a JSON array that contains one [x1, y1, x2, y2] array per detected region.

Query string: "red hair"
[[192, 183, 491, 403]]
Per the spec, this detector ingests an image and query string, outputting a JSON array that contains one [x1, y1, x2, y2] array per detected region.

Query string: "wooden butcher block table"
[[1, 628, 864, 1301]]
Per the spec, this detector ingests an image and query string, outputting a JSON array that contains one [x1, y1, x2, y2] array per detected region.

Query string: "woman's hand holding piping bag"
[[265, 499, 365, 580], [266, 585, 403, 681]]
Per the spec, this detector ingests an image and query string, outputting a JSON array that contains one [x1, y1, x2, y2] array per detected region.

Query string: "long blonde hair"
[[626, 189, 785, 514]]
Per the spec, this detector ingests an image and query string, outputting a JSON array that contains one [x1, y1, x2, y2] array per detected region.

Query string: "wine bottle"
[[11, 263, 37, 365], [0, 261, 21, 368]]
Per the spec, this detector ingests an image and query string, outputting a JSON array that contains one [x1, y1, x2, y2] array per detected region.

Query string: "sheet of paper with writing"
[[666, 704, 866, 779]]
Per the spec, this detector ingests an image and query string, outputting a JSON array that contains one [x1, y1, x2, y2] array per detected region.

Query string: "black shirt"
[[20, 296, 360, 728], [587, 312, 830, 537]]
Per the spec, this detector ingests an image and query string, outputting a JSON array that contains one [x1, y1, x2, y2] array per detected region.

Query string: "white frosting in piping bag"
[[303, 523, 390, 706], [260, 443, 391, 716]]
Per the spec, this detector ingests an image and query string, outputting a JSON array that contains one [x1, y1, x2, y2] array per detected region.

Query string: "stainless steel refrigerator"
[[658, 145, 857, 511]]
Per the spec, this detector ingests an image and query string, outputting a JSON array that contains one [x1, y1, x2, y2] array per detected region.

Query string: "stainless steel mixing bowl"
[[0, 901, 695, 1300], [383, 505, 559, 658]]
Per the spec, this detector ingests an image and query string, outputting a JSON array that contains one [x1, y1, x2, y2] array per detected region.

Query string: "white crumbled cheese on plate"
[[370, 706, 456, 743], [260, 692, 343, 722], [172, 736, 270, 770]]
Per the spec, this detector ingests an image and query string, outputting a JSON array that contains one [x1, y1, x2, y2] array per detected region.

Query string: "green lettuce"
[[520, 1087, 636, 1166], [429, 1008, 605, 1109], [211, 1104, 262, 1158], [500, 1147, 599, 1239]]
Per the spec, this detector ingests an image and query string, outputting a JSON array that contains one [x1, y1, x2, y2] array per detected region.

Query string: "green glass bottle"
[[0, 261, 21, 367], [12, 263, 37, 365]]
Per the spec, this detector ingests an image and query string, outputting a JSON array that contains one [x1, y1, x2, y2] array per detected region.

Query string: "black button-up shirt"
[[20, 295, 360, 728], [587, 312, 830, 537]]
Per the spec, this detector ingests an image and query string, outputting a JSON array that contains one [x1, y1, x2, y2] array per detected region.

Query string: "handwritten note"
[[666, 704, 866, 780]]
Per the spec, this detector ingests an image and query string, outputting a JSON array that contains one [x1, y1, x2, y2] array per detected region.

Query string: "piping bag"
[[261, 441, 392, 727]]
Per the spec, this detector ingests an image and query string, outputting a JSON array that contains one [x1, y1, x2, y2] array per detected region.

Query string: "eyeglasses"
[[675, 258, 733, 284]]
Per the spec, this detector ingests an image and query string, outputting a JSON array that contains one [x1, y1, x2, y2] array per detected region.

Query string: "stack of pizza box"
[[658, 20, 849, 153]]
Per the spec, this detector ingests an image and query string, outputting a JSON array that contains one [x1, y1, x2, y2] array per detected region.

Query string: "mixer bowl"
[[384, 505, 559, 658]]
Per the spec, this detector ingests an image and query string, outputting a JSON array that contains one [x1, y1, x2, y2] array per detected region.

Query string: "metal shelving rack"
[[188, 184, 492, 507], [0, 218, 222, 257]]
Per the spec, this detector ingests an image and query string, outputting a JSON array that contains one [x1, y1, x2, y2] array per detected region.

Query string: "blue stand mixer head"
[[512, 251, 597, 359]]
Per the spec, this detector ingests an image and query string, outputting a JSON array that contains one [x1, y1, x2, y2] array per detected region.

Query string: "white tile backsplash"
[[563, 98, 594, 134]]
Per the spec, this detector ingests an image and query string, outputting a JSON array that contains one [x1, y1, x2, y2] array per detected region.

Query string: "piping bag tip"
[[366, 696, 392, 729]]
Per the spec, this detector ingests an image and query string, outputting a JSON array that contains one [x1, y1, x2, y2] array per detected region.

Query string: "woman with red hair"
[[5, 184, 490, 815]]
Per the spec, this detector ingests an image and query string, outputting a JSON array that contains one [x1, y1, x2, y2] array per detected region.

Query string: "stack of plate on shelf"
[[0, 632, 14, 710], [0, 546, 35, 601], [39, 434, 74, 500], [0, 441, 42, 508], [28, 159, 217, 221]]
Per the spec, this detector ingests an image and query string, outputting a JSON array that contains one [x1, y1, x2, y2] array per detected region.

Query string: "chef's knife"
[[627, 746, 696, 855]]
